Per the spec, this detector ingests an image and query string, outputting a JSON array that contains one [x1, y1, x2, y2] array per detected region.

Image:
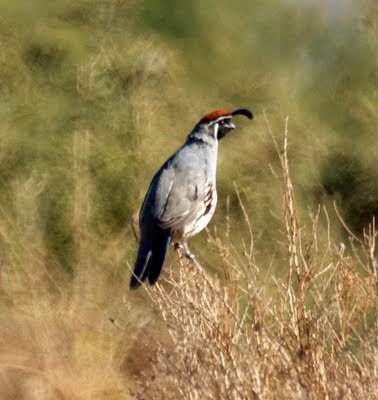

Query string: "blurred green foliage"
[[0, 0, 377, 272]]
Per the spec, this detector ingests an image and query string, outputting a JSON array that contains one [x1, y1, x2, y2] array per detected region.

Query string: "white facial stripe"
[[209, 116, 232, 126], [214, 122, 219, 138]]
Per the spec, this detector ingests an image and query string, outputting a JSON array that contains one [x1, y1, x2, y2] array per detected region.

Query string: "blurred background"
[[0, 0, 377, 397]]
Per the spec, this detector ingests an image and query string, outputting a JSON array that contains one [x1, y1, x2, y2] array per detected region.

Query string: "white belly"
[[181, 189, 217, 240]]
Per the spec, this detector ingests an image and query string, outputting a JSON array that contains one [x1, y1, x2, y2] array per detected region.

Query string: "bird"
[[129, 108, 253, 289]]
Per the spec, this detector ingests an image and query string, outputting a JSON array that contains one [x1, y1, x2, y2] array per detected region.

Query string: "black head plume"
[[231, 109, 253, 119]]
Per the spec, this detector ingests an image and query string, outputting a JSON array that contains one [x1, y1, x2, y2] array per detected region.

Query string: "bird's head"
[[188, 108, 253, 143]]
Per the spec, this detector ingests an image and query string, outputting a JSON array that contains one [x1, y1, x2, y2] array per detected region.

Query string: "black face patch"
[[217, 120, 235, 140]]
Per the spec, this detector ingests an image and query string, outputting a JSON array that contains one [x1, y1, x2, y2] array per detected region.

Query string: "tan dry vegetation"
[[131, 120, 378, 400], [0, 130, 131, 399], [0, 1, 377, 399], [0, 119, 377, 399], [0, 117, 376, 400]]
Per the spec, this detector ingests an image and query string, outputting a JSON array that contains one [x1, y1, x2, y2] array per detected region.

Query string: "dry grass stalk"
[[0, 131, 133, 399], [134, 119, 378, 400]]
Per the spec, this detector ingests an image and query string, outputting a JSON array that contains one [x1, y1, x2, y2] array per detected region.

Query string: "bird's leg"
[[174, 242, 201, 267], [173, 242, 184, 251], [182, 242, 196, 261], [173, 242, 195, 260]]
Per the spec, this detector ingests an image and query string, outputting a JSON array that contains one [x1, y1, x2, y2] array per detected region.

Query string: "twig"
[[333, 200, 361, 243], [130, 216, 140, 243]]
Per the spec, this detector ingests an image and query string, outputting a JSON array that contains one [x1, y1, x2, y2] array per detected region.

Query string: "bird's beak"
[[226, 121, 236, 130]]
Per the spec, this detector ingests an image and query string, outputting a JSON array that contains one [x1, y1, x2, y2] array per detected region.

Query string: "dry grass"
[[132, 119, 378, 400], [0, 1, 377, 398], [0, 120, 376, 399], [0, 130, 133, 400]]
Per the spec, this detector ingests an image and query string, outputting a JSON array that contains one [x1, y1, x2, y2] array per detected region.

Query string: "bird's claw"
[[174, 242, 200, 266], [174, 242, 184, 251]]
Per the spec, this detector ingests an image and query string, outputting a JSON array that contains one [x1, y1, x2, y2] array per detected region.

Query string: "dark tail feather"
[[147, 234, 170, 285], [129, 241, 152, 289], [129, 234, 170, 290]]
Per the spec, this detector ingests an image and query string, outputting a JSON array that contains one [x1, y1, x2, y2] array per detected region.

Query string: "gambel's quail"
[[130, 108, 253, 289]]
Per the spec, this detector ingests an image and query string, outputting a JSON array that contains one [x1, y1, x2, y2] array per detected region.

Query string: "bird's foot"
[[174, 242, 200, 267], [174, 242, 184, 251]]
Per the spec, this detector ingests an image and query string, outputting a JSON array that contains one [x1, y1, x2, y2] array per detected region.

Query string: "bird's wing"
[[157, 164, 214, 232]]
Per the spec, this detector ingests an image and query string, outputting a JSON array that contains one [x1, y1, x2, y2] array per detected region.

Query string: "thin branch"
[[333, 200, 361, 243]]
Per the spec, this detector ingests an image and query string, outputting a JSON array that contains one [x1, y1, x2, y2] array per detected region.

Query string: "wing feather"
[[158, 170, 211, 231]]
